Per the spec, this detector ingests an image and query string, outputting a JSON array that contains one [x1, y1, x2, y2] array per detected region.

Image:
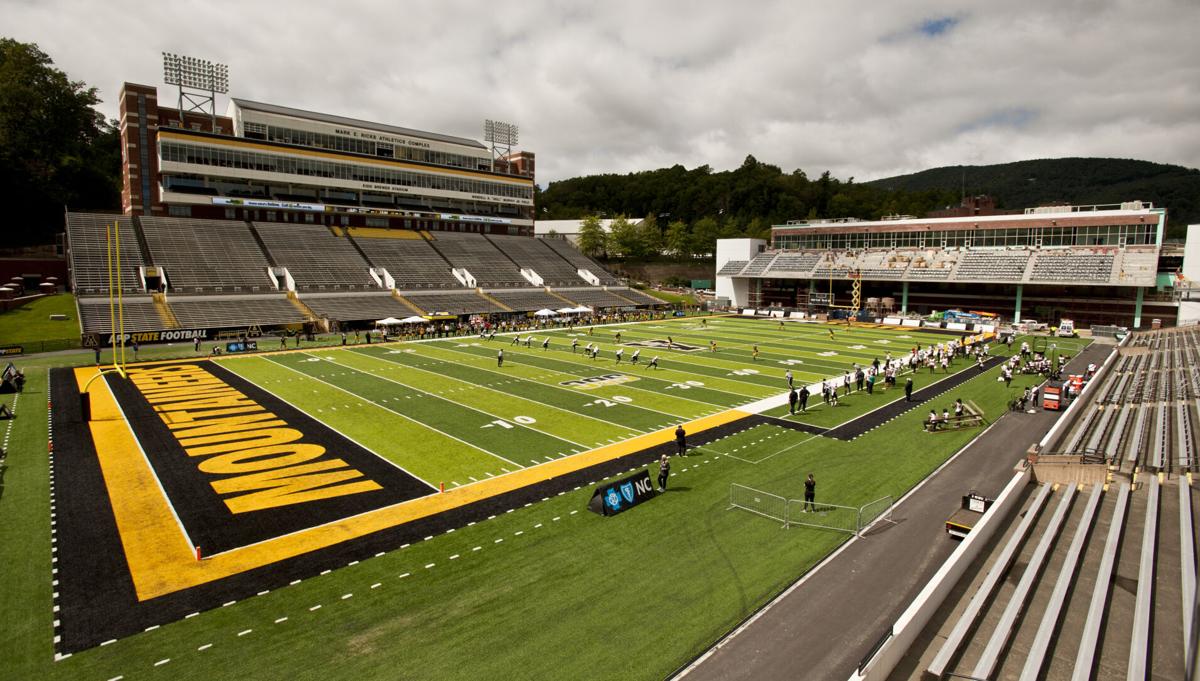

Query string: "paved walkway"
[[675, 342, 1114, 681]]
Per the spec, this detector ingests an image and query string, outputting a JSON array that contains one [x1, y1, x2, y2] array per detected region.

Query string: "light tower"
[[162, 53, 229, 129], [484, 119, 519, 172]]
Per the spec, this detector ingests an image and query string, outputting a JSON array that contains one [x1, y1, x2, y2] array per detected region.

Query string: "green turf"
[[0, 294, 80, 349], [0, 317, 1091, 681]]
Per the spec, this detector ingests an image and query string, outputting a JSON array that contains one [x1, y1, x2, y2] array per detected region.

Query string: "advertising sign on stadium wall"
[[84, 326, 266, 348]]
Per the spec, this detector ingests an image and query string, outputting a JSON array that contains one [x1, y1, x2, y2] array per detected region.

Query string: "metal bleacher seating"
[[139, 216, 274, 293], [66, 214, 146, 295], [955, 250, 1030, 281], [401, 290, 505, 315], [300, 292, 418, 322], [717, 260, 748, 276], [428, 232, 529, 288], [765, 253, 819, 275], [77, 296, 167, 333], [168, 294, 307, 328], [741, 253, 778, 276], [610, 287, 663, 305], [254, 222, 376, 290], [555, 288, 637, 308], [488, 235, 588, 286], [486, 289, 571, 312], [1030, 249, 1115, 282], [540, 239, 620, 285], [349, 231, 461, 290]]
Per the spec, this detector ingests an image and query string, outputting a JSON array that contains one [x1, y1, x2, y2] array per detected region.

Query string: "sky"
[[5, 0, 1200, 186]]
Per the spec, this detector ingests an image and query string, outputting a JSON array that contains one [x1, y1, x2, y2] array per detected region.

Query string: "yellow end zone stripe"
[[74, 365, 747, 600]]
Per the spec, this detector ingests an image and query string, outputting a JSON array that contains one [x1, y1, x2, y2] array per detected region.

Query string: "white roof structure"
[[534, 218, 643, 237]]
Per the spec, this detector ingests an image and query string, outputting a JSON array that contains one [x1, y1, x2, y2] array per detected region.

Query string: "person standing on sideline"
[[674, 425, 687, 456], [904, 377, 914, 402], [799, 385, 810, 413], [788, 387, 798, 415], [280, 335, 287, 350], [194, 336, 201, 353], [497, 349, 504, 367], [648, 356, 659, 370], [657, 452, 671, 491], [132, 339, 139, 361], [341, 332, 347, 346], [803, 474, 816, 512], [94, 346, 101, 365], [786, 369, 794, 389]]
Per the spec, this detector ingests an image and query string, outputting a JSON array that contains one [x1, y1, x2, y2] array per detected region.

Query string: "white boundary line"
[[673, 405, 1010, 679]]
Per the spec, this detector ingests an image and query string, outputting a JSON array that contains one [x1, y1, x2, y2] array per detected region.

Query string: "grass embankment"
[[0, 294, 79, 349]]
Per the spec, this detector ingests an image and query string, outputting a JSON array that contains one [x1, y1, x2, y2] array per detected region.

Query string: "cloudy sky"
[[6, 0, 1199, 185]]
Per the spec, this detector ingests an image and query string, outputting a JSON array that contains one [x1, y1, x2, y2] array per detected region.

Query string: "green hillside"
[[867, 157, 1200, 238]]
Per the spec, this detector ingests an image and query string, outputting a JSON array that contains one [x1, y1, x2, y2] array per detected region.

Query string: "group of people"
[[925, 398, 968, 431]]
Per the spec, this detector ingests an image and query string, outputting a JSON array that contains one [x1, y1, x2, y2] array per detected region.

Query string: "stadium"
[[2, 60, 1199, 681]]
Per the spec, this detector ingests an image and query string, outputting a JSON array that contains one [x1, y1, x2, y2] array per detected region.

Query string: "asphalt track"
[[674, 342, 1113, 681]]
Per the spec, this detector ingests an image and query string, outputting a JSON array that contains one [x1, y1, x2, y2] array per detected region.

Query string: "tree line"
[[539, 155, 959, 259]]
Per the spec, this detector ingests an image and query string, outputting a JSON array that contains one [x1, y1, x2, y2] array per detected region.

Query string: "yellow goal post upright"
[[81, 221, 129, 413], [826, 267, 863, 324]]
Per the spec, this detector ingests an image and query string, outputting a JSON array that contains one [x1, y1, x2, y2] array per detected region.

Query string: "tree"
[[665, 219, 691, 258], [689, 216, 721, 257], [0, 38, 121, 245], [636, 219, 664, 257], [576, 215, 607, 257], [608, 216, 642, 258]]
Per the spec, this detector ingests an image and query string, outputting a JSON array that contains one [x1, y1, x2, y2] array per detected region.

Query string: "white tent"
[[533, 308, 558, 317], [397, 315, 427, 324], [374, 317, 404, 326], [555, 307, 576, 314], [569, 305, 593, 313]]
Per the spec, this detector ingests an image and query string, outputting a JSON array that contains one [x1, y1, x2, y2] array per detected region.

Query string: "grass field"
[[0, 316, 1085, 681], [0, 293, 79, 348]]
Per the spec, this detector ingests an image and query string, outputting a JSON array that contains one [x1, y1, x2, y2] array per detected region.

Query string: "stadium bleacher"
[[741, 253, 779, 276], [955, 250, 1030, 281], [169, 295, 308, 328], [540, 239, 621, 285], [66, 214, 146, 295], [555, 288, 638, 308], [1030, 249, 1115, 282], [717, 260, 749, 276], [77, 297, 167, 333], [140, 216, 274, 293], [611, 288, 663, 305], [765, 254, 818, 275], [254, 222, 377, 290], [300, 292, 420, 322], [350, 231, 461, 289], [487, 235, 588, 286], [401, 290, 506, 315], [486, 289, 572, 312], [427, 231, 529, 287]]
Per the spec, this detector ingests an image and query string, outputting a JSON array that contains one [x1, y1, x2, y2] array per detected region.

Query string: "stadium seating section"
[[487, 235, 588, 286], [254, 222, 377, 290], [300, 292, 420, 322], [351, 232, 461, 290], [427, 231, 528, 288], [1030, 250, 1115, 282], [766, 254, 819, 274], [65, 214, 146, 295], [717, 260, 748, 276], [140, 217, 274, 293], [541, 238, 620, 285], [169, 295, 307, 329], [955, 250, 1030, 281], [77, 297, 166, 333], [63, 213, 668, 335]]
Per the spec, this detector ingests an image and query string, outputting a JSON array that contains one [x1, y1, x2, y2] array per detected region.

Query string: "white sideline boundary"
[[672, 411, 1010, 679]]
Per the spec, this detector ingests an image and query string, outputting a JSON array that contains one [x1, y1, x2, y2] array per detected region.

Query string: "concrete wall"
[[715, 238, 764, 307], [1185, 224, 1200, 281]]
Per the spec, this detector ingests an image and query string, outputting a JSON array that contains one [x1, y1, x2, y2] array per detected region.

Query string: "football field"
[[2, 314, 1080, 681]]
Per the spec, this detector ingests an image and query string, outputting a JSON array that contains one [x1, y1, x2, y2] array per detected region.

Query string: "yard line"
[[344, 348, 648, 434], [318, 354, 589, 450], [256, 355, 522, 470]]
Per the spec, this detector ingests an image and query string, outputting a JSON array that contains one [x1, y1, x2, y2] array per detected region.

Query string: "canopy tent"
[[374, 317, 404, 326], [533, 308, 558, 317], [555, 307, 576, 314], [397, 315, 428, 324], [568, 305, 593, 313]]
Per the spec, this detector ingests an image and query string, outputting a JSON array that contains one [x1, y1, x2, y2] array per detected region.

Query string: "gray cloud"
[[4, 0, 1198, 186]]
